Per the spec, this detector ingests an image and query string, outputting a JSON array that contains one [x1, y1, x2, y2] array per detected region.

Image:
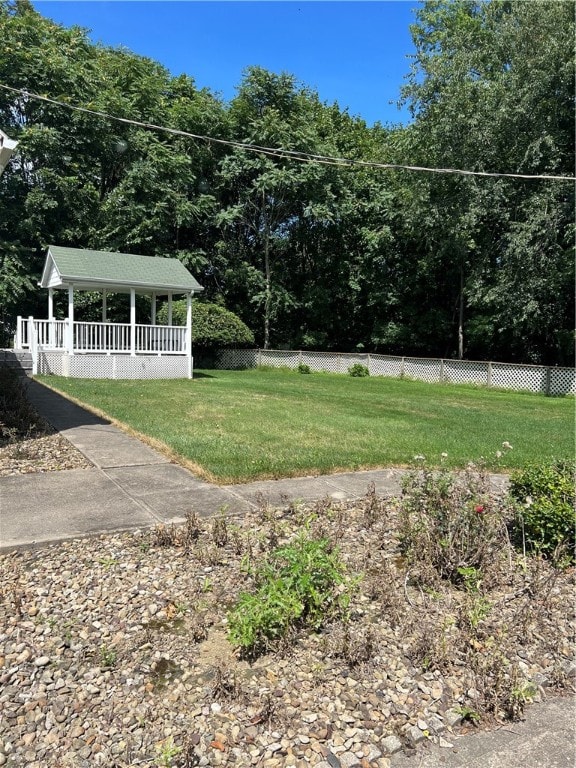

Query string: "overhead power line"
[[1, 83, 574, 182]]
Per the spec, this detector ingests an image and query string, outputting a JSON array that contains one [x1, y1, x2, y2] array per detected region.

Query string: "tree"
[[400, 0, 575, 363]]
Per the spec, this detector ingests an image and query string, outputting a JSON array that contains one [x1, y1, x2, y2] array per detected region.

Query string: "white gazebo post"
[[130, 288, 136, 356], [48, 287, 54, 348], [167, 294, 173, 325], [102, 290, 107, 322], [67, 285, 74, 355], [151, 292, 157, 325], [186, 292, 193, 379]]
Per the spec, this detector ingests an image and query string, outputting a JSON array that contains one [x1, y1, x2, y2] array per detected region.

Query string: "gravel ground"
[[0, 371, 574, 768], [0, 371, 91, 476], [0, 432, 91, 476], [1, 497, 574, 768]]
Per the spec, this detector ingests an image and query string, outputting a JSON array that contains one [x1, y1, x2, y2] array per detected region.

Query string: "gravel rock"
[[0, 449, 574, 766]]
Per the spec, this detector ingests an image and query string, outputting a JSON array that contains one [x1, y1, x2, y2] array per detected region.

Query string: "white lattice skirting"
[[215, 349, 576, 396], [39, 352, 192, 379]]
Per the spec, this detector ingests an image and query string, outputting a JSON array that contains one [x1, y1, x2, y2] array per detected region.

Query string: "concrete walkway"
[[0, 378, 573, 767]]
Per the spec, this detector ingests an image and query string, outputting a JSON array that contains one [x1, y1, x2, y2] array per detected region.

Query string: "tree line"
[[1, 0, 573, 365]]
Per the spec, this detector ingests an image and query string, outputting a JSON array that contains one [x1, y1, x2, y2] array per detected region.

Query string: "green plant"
[[297, 362, 312, 374], [348, 363, 369, 377], [155, 736, 182, 767], [460, 594, 492, 630], [99, 643, 117, 668], [454, 704, 480, 724], [227, 533, 351, 656], [157, 300, 254, 350], [457, 566, 483, 593], [509, 461, 575, 562], [398, 465, 508, 585], [505, 678, 538, 720]]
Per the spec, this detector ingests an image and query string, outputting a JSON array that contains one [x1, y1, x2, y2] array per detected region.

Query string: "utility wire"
[[1, 83, 574, 182]]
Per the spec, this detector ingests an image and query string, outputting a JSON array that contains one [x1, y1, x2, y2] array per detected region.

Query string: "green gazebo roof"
[[40, 245, 204, 294]]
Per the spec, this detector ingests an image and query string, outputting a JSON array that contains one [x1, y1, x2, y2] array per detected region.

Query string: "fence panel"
[[370, 355, 404, 377], [212, 348, 575, 395], [403, 357, 443, 383], [300, 350, 340, 373], [215, 349, 259, 369], [442, 360, 489, 386], [259, 350, 300, 368], [491, 363, 548, 394], [549, 367, 576, 396]]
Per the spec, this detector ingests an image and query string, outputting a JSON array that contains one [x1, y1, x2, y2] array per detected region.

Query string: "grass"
[[37, 369, 574, 483]]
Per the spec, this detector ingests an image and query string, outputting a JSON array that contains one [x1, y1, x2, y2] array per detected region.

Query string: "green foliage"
[[297, 362, 312, 374], [227, 534, 350, 656], [155, 737, 182, 768], [398, 464, 508, 584], [400, 0, 575, 365], [99, 643, 117, 668], [157, 300, 254, 350], [1, 1, 573, 365], [509, 461, 575, 562], [348, 363, 370, 378]]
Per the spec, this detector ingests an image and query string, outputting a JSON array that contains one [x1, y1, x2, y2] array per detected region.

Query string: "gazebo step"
[[0, 349, 33, 375]]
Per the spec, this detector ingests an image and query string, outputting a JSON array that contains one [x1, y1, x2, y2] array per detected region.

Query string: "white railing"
[[15, 317, 187, 356], [215, 348, 576, 396], [135, 324, 186, 353], [74, 321, 131, 353]]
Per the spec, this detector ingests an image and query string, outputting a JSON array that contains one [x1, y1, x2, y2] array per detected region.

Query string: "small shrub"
[[348, 363, 370, 377], [157, 300, 254, 351], [509, 461, 575, 562], [227, 534, 351, 656], [297, 362, 312, 374], [99, 643, 117, 668], [398, 464, 509, 585]]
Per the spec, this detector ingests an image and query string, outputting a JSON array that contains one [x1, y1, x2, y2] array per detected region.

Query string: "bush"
[[297, 362, 312, 374], [509, 461, 575, 562], [227, 534, 351, 656], [348, 363, 369, 377], [398, 465, 508, 585], [157, 301, 254, 350]]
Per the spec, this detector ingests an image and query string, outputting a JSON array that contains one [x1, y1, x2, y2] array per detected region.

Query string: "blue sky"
[[33, 1, 419, 126]]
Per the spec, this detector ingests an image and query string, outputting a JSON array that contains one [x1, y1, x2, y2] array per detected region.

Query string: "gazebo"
[[15, 245, 204, 379]]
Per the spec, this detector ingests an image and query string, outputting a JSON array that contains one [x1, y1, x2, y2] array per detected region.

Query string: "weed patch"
[[227, 533, 353, 657]]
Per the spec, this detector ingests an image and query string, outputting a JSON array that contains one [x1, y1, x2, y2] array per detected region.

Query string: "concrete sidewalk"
[[391, 695, 575, 768], [0, 378, 573, 768]]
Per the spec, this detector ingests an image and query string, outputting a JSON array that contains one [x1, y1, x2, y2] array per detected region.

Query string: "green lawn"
[[38, 370, 574, 483]]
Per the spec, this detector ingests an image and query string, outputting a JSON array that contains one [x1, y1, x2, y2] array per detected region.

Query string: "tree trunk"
[[263, 191, 271, 350], [458, 259, 464, 360]]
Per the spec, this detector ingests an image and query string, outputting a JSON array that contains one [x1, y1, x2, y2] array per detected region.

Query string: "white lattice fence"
[[38, 352, 190, 379], [442, 360, 489, 386], [215, 349, 259, 369], [214, 348, 575, 395], [370, 355, 404, 377], [491, 363, 547, 393], [300, 351, 341, 373], [549, 367, 576, 396], [403, 357, 443, 383], [39, 351, 64, 376], [259, 350, 301, 368]]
